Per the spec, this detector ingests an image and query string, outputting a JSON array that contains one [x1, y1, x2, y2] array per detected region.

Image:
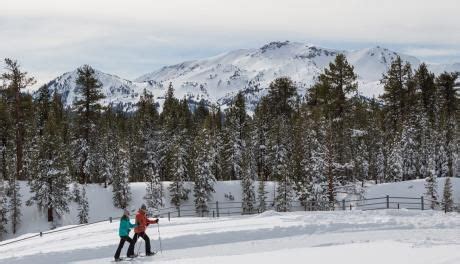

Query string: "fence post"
[[421, 196, 424, 210], [386, 195, 390, 209], [178, 206, 181, 217], [213, 211, 215, 218], [216, 201, 220, 217], [40, 232, 43, 237], [109, 217, 112, 223], [168, 212, 171, 222], [349, 204, 352, 210], [398, 203, 400, 209], [342, 199, 346, 210]]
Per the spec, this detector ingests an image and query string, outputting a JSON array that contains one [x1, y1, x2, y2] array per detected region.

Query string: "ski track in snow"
[[0, 210, 459, 264]]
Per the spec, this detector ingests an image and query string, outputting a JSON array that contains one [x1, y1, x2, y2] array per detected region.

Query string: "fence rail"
[[0, 195, 458, 247]]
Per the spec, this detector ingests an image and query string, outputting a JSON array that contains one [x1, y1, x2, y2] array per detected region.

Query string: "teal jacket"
[[118, 216, 137, 237]]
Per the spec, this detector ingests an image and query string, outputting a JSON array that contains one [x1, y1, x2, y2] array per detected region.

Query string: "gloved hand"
[[154, 218, 159, 224]]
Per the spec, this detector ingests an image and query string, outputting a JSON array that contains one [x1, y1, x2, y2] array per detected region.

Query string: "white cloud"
[[1, 0, 460, 84], [3, 0, 460, 44]]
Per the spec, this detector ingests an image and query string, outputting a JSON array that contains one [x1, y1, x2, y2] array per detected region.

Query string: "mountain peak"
[[260, 41, 291, 53]]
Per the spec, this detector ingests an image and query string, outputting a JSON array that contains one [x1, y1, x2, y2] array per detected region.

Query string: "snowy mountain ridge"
[[45, 41, 460, 111]]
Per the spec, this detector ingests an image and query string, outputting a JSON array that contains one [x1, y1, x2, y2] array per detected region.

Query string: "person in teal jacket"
[[114, 209, 137, 261]]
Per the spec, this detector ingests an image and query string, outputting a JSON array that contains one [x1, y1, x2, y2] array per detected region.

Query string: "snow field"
[[0, 210, 459, 263]]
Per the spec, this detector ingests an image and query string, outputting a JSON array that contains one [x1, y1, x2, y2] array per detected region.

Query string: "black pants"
[[127, 232, 151, 256], [114, 236, 133, 259]]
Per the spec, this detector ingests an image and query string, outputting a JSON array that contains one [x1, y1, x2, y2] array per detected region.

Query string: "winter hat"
[[141, 204, 147, 210]]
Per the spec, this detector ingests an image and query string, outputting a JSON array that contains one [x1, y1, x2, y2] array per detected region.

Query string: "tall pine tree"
[[73, 65, 105, 184], [1, 58, 35, 233], [193, 127, 216, 215]]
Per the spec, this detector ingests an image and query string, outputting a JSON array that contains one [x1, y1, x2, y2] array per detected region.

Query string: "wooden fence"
[[1, 195, 458, 246]]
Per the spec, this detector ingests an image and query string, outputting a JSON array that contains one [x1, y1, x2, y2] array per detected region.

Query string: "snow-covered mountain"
[[45, 41, 459, 111], [45, 69, 149, 112]]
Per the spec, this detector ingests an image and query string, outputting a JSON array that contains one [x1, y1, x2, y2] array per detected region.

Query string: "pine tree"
[[436, 72, 459, 178], [275, 175, 294, 212], [303, 117, 327, 209], [267, 77, 297, 118], [380, 57, 413, 135], [112, 147, 131, 209], [424, 167, 438, 210], [433, 130, 449, 178], [400, 123, 418, 181], [193, 128, 216, 216], [168, 135, 190, 207], [387, 141, 403, 182], [158, 85, 183, 183], [352, 134, 369, 185], [100, 117, 117, 188], [7, 181, 22, 232], [161, 83, 180, 131], [210, 105, 224, 181], [442, 177, 454, 212], [292, 110, 311, 207], [0, 97, 9, 238], [78, 186, 89, 224], [415, 64, 436, 124], [1, 59, 35, 233], [307, 54, 358, 189], [271, 118, 293, 212], [133, 90, 160, 182], [73, 65, 105, 184], [28, 93, 71, 222], [257, 178, 267, 213], [0, 179, 8, 239], [167, 97, 193, 207], [144, 165, 163, 211], [72, 182, 81, 203], [366, 98, 385, 184], [253, 97, 271, 182], [87, 132, 104, 184], [241, 139, 256, 214], [325, 121, 336, 209], [223, 92, 247, 180]]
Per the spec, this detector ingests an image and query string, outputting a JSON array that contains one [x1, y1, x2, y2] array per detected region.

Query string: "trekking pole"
[[157, 222, 163, 254]]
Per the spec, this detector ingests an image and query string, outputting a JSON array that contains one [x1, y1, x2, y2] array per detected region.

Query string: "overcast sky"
[[2, 0, 460, 85]]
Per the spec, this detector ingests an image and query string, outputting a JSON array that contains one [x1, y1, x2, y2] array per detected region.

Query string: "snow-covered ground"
[[5, 181, 280, 239], [5, 178, 460, 240], [0, 210, 459, 264], [366, 178, 460, 200]]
